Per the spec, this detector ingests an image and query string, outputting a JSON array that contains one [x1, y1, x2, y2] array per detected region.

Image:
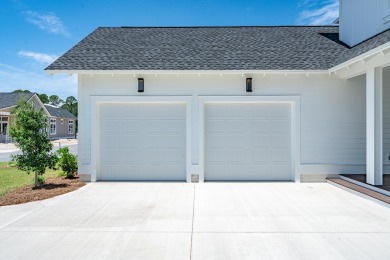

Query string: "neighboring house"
[[0, 92, 48, 142], [44, 105, 77, 139], [46, 0, 390, 185], [0, 93, 76, 142]]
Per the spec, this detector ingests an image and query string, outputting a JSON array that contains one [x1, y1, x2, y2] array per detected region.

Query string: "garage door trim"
[[90, 96, 192, 182], [198, 96, 301, 182]]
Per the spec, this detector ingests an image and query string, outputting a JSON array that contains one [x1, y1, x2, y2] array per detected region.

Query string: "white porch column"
[[366, 67, 383, 186]]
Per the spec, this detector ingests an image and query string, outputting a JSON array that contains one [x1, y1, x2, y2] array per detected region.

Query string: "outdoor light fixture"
[[246, 78, 252, 92], [138, 78, 144, 92]]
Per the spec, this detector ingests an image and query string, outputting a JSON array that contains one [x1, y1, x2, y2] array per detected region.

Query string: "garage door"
[[205, 103, 292, 181], [99, 103, 186, 181]]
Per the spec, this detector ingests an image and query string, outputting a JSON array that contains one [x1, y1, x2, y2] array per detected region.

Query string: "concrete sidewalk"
[[0, 182, 389, 259]]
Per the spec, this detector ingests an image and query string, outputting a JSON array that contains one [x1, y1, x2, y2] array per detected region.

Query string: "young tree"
[[61, 96, 78, 117], [49, 95, 63, 106], [9, 99, 58, 188], [38, 93, 49, 104]]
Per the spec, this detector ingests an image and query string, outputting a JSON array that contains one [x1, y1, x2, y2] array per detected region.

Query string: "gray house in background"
[[0, 92, 76, 142], [44, 104, 77, 139]]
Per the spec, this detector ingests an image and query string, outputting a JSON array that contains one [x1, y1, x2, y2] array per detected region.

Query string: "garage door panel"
[[166, 120, 186, 133], [207, 148, 252, 163], [165, 148, 186, 162], [252, 120, 271, 132], [121, 149, 141, 162], [271, 149, 290, 162], [206, 104, 249, 117], [269, 104, 291, 117], [121, 120, 140, 132], [99, 103, 186, 181], [271, 134, 290, 147], [104, 134, 125, 148], [252, 134, 271, 147], [251, 104, 271, 116], [207, 134, 251, 147], [271, 120, 290, 132], [253, 149, 272, 162], [270, 164, 291, 178], [205, 103, 292, 181]]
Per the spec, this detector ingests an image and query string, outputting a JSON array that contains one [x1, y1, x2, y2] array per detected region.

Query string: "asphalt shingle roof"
[[45, 26, 390, 71], [0, 92, 35, 110], [44, 105, 76, 119]]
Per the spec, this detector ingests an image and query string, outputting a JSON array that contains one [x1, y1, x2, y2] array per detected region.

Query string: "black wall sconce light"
[[138, 78, 144, 92], [246, 78, 252, 92]]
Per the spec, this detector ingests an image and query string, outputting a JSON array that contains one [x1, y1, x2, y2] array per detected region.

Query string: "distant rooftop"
[[44, 105, 76, 119], [0, 92, 35, 110]]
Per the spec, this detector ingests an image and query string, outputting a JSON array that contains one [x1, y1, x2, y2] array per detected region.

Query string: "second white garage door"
[[205, 103, 292, 181], [99, 103, 186, 181]]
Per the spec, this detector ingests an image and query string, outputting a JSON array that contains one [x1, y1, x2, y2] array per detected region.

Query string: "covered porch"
[[330, 43, 390, 188]]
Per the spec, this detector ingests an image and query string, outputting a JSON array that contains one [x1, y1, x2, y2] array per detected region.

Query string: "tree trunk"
[[34, 172, 38, 188]]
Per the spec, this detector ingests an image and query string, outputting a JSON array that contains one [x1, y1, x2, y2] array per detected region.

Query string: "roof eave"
[[45, 69, 330, 76], [329, 41, 390, 77]]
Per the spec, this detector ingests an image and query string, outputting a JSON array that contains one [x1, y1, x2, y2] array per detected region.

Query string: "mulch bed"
[[0, 176, 86, 206]]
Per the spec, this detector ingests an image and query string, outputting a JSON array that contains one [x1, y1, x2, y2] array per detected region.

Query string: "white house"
[[46, 0, 390, 185]]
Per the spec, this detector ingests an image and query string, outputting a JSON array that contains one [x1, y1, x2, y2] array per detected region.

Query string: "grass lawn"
[[0, 162, 64, 198]]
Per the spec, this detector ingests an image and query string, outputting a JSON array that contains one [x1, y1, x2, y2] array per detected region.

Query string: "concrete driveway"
[[0, 182, 389, 259]]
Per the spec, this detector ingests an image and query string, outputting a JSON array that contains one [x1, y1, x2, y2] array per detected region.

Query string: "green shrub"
[[57, 147, 77, 179]]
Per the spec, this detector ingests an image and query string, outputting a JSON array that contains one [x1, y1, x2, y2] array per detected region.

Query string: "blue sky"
[[0, 0, 339, 99]]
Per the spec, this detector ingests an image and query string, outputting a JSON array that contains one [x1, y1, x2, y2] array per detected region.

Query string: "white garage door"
[[205, 103, 292, 181], [99, 103, 186, 181]]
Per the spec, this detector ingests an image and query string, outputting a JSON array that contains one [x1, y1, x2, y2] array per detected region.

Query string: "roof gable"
[[46, 26, 390, 71]]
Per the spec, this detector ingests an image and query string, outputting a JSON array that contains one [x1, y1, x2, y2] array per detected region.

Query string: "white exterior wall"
[[340, 0, 390, 47], [383, 70, 390, 163], [76, 72, 390, 181]]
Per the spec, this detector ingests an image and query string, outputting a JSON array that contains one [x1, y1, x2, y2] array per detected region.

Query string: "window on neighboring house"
[[0, 117, 9, 135], [50, 118, 56, 135], [68, 120, 74, 134], [61, 118, 64, 124], [45, 118, 48, 133]]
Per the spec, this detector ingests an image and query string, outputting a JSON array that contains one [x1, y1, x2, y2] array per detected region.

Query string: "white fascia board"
[[46, 69, 329, 76], [0, 112, 11, 116], [329, 42, 390, 74]]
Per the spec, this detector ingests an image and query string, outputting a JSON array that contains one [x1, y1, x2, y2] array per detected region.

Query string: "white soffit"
[[329, 42, 390, 76]]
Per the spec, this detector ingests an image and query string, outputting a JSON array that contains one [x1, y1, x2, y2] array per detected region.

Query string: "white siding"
[[383, 68, 390, 164], [77, 72, 384, 180], [340, 0, 390, 47]]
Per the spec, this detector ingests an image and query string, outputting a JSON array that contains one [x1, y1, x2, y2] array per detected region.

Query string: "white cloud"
[[297, 0, 339, 25], [18, 51, 58, 64], [24, 11, 70, 37], [0, 63, 77, 99]]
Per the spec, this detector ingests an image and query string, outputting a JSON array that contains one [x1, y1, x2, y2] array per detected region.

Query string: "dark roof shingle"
[[0, 92, 35, 110], [44, 105, 76, 119], [46, 26, 390, 71]]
